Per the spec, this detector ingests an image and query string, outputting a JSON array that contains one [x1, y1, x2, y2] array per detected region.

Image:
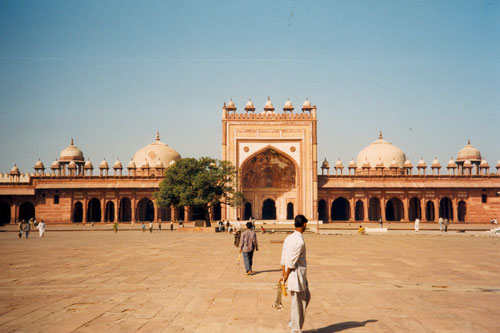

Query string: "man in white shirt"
[[280, 215, 310, 332]]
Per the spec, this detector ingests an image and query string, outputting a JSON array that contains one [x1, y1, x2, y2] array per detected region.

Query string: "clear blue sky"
[[1, 0, 499, 172]]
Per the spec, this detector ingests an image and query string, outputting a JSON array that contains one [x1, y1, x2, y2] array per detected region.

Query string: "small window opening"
[[54, 195, 59, 204]]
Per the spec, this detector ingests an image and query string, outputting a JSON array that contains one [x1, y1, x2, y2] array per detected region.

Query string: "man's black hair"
[[246, 221, 253, 229], [294, 214, 308, 228]]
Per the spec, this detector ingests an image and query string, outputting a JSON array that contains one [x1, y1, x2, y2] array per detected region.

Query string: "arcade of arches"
[[316, 194, 469, 223], [241, 148, 298, 220]]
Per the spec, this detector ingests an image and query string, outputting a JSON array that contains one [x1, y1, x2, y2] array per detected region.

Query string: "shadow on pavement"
[[304, 319, 378, 332], [251, 269, 281, 275]]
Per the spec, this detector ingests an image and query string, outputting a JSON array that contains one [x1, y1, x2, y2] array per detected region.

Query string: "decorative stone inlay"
[[243, 146, 249, 152], [290, 146, 296, 152]]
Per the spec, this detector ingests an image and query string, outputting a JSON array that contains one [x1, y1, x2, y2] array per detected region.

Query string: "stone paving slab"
[[0, 229, 499, 332]]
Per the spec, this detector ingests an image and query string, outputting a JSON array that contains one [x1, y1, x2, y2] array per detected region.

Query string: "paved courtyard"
[[0, 228, 499, 332]]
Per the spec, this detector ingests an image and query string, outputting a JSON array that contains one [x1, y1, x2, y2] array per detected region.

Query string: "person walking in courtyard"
[[379, 218, 383, 228], [141, 222, 146, 232], [240, 221, 258, 275], [24, 220, 30, 239], [18, 220, 23, 239], [438, 217, 444, 232], [170, 221, 174, 231], [280, 215, 311, 332], [113, 221, 118, 233], [414, 217, 420, 232], [158, 220, 162, 231], [444, 218, 449, 232], [149, 221, 153, 233], [37, 220, 45, 237]]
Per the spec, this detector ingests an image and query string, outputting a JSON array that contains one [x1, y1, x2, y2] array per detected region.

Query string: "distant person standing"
[[280, 215, 310, 333], [37, 220, 45, 237], [379, 218, 383, 229], [438, 217, 444, 232], [113, 222, 118, 233], [444, 218, 449, 232], [170, 221, 174, 231], [414, 218, 420, 232], [158, 220, 162, 231], [141, 223, 146, 232], [240, 222, 259, 275], [149, 221, 153, 233]]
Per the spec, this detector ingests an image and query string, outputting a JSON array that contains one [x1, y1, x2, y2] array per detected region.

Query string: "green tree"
[[154, 157, 244, 222]]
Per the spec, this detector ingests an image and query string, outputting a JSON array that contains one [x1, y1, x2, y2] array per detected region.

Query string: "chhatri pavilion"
[[1, 98, 499, 224]]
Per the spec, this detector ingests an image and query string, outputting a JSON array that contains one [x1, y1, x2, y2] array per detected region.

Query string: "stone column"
[[10, 203, 17, 223], [101, 197, 105, 223], [381, 197, 386, 222], [421, 198, 426, 222], [350, 197, 355, 222], [363, 198, 369, 222], [83, 197, 87, 223], [131, 197, 136, 222], [154, 201, 159, 222], [184, 206, 190, 222], [403, 197, 409, 222], [453, 197, 459, 223], [171, 205, 177, 221], [114, 198, 119, 222]]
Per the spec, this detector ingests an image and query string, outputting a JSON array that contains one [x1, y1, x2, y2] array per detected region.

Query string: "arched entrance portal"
[[386, 197, 404, 221], [287, 203, 294, 220], [178, 206, 185, 221], [458, 201, 466, 222], [87, 198, 101, 222], [19, 202, 35, 221], [331, 197, 350, 221], [355, 200, 364, 221], [244, 202, 252, 220], [262, 199, 276, 220], [105, 201, 114, 222], [241, 148, 297, 220], [192, 206, 206, 221], [318, 200, 327, 222], [368, 198, 381, 221], [73, 201, 83, 223], [408, 197, 421, 221], [212, 203, 221, 221], [426, 201, 435, 222], [119, 198, 131, 222], [0, 202, 11, 224], [137, 198, 154, 221], [439, 197, 453, 221]]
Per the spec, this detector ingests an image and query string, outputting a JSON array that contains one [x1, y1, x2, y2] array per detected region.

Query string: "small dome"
[[321, 158, 330, 169], [335, 159, 343, 169], [141, 159, 150, 169], [245, 99, 255, 111], [432, 157, 441, 168], [356, 132, 406, 169], [51, 159, 60, 169], [404, 158, 413, 168], [10, 164, 20, 175], [132, 132, 181, 168], [283, 98, 294, 111], [417, 158, 427, 168], [127, 159, 136, 169], [376, 157, 384, 168], [390, 158, 398, 168], [302, 98, 312, 110], [226, 99, 236, 110], [84, 159, 93, 169], [447, 157, 457, 168], [34, 159, 44, 169], [362, 158, 371, 168], [60, 138, 84, 162], [479, 159, 489, 167], [496, 160, 500, 168], [463, 159, 473, 168], [99, 159, 109, 169], [457, 140, 481, 162], [68, 160, 77, 169], [113, 159, 123, 169], [348, 158, 356, 168], [263, 97, 274, 111], [155, 159, 164, 168]]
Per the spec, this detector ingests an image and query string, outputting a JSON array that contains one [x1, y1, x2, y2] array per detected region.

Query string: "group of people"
[[234, 215, 310, 332], [438, 217, 450, 232], [140, 221, 175, 232], [17, 218, 45, 238]]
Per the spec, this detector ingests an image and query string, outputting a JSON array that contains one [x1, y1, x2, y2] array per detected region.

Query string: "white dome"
[[51, 159, 60, 169], [34, 159, 44, 169], [418, 158, 427, 168], [68, 160, 77, 169], [84, 159, 93, 169], [99, 159, 109, 169], [284, 98, 294, 110], [356, 132, 406, 169], [432, 157, 441, 168], [226, 99, 236, 109], [457, 140, 481, 162], [60, 139, 84, 162], [302, 98, 312, 109], [404, 159, 413, 168], [155, 159, 164, 168], [113, 159, 123, 169], [447, 158, 457, 168], [479, 159, 489, 167], [390, 158, 398, 168], [335, 159, 343, 169], [245, 99, 255, 110], [132, 132, 181, 169], [127, 159, 136, 169], [348, 158, 356, 168], [10, 164, 20, 175], [263, 97, 274, 111]]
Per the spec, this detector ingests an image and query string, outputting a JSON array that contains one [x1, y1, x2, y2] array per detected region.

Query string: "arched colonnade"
[[317, 195, 467, 223]]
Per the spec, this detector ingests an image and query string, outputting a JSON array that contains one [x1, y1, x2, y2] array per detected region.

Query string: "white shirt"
[[280, 231, 307, 292]]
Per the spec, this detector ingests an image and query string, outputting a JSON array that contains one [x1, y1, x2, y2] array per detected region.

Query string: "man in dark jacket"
[[240, 222, 259, 275]]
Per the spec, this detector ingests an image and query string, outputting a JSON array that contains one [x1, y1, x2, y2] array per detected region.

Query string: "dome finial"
[[468, 139, 470, 145], [156, 132, 160, 141], [379, 130, 383, 140], [71, 138, 74, 145]]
